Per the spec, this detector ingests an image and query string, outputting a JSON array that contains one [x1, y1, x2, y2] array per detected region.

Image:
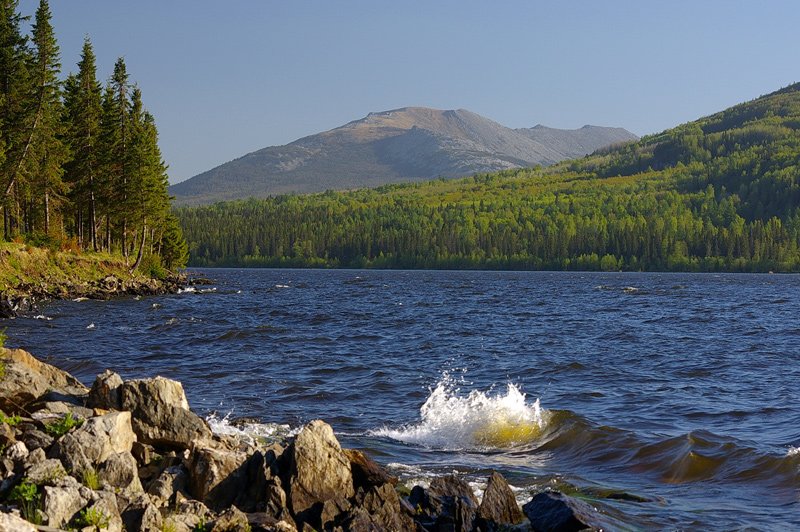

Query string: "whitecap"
[[86, 323, 95, 329], [72, 297, 89, 302], [33, 315, 52, 321], [787, 447, 800, 456], [275, 284, 290, 289], [205, 413, 296, 445], [177, 287, 196, 294], [373, 376, 548, 451]]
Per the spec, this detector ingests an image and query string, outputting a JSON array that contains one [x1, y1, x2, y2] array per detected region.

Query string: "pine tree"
[[63, 36, 102, 249]]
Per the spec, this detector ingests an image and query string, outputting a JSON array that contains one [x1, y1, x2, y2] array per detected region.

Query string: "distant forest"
[[0, 0, 187, 271], [177, 84, 800, 272]]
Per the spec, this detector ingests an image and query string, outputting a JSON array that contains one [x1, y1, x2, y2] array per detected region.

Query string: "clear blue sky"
[[18, 1, 800, 184]]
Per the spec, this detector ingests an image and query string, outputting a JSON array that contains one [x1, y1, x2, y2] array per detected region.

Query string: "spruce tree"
[[27, 0, 67, 235], [63, 36, 102, 249], [0, 0, 30, 237]]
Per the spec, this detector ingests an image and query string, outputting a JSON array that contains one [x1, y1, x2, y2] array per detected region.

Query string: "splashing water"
[[374, 377, 548, 450], [205, 413, 296, 445]]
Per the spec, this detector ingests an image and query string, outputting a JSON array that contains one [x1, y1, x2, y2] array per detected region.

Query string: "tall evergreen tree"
[[63, 36, 101, 249], [26, 0, 67, 235], [0, 0, 30, 237]]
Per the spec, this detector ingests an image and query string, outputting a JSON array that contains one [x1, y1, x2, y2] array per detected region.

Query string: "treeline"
[[0, 0, 187, 271], [176, 82, 800, 272]]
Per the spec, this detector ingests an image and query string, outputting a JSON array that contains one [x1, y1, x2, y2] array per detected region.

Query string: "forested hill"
[[176, 83, 800, 272], [169, 107, 636, 205]]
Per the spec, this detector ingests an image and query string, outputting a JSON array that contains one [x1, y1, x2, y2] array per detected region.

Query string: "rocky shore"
[[0, 348, 597, 532], [0, 274, 188, 319]]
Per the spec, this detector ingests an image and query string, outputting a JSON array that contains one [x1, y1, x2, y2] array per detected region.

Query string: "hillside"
[[170, 107, 636, 205], [176, 83, 800, 272]]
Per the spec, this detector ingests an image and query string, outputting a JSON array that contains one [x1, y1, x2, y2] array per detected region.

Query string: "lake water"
[[5, 269, 800, 529]]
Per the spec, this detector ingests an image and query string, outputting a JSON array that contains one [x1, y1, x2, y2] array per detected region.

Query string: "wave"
[[205, 412, 296, 445], [372, 377, 549, 450]]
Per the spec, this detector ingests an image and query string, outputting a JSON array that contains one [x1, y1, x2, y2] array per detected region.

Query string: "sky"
[[18, 1, 800, 184]]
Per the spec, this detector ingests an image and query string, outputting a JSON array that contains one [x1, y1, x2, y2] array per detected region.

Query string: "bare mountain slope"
[[171, 107, 637, 205]]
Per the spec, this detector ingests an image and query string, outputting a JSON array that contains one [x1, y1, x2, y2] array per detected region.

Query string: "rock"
[[42, 484, 89, 528], [98, 452, 143, 493], [410, 475, 479, 532], [476, 472, 524, 528], [0, 511, 37, 532], [119, 376, 212, 449], [87, 370, 124, 410], [357, 483, 415, 531], [20, 428, 54, 452], [22, 447, 46, 470], [0, 419, 15, 448], [188, 445, 249, 512], [25, 458, 67, 486], [131, 441, 153, 466], [320, 496, 352, 530], [83, 490, 124, 532], [30, 400, 94, 420], [5, 441, 28, 462], [0, 348, 88, 413], [121, 493, 163, 532], [344, 449, 397, 491], [49, 411, 136, 476], [147, 464, 188, 507], [286, 420, 354, 528], [522, 491, 596, 532], [212, 506, 250, 531]]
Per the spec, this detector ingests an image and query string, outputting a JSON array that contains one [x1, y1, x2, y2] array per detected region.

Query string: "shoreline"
[[0, 347, 601, 531]]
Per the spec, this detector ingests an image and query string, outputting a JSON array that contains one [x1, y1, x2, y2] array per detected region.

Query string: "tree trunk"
[[44, 191, 50, 235], [131, 218, 146, 272]]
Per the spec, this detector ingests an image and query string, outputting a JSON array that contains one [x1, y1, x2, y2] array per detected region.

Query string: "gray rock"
[[20, 428, 54, 452], [82, 490, 124, 532], [119, 376, 212, 449], [187, 445, 248, 512], [49, 411, 136, 476], [358, 483, 415, 531], [22, 447, 46, 469], [409, 475, 479, 532], [87, 370, 124, 411], [25, 458, 67, 486], [0, 511, 37, 532], [476, 471, 524, 527], [286, 420, 354, 528], [522, 491, 596, 532], [98, 452, 142, 493], [147, 464, 188, 507], [0, 348, 88, 413], [5, 441, 28, 462], [42, 484, 89, 528], [211, 506, 250, 531], [0, 418, 15, 448], [121, 493, 162, 532]]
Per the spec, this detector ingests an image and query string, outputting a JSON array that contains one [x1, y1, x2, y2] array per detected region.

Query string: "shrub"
[[82, 468, 100, 490], [74, 507, 110, 530], [0, 410, 21, 426], [9, 479, 40, 523], [44, 412, 83, 438]]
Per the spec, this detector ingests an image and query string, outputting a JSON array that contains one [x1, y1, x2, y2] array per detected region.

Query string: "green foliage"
[[177, 83, 800, 273], [0, 410, 21, 425], [74, 507, 110, 530], [193, 517, 210, 532], [82, 467, 100, 490], [44, 411, 82, 437], [0, 3, 185, 276], [9, 479, 40, 524]]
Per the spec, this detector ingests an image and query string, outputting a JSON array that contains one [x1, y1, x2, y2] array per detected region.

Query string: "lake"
[[5, 269, 800, 529]]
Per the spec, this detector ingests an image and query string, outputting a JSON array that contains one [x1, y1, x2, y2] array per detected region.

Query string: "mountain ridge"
[[170, 107, 637, 205]]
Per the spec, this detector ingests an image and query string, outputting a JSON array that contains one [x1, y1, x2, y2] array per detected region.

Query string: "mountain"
[[170, 107, 636, 205], [176, 83, 800, 272]]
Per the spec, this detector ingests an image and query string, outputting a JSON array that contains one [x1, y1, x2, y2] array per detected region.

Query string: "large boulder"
[[147, 465, 189, 507], [286, 420, 355, 528], [522, 491, 597, 532], [119, 376, 212, 449], [83, 490, 124, 532], [409, 475, 479, 532], [0, 348, 87, 413], [87, 370, 124, 410], [187, 445, 249, 512], [49, 411, 136, 476], [344, 449, 397, 491], [356, 483, 415, 531], [120, 493, 163, 532], [476, 472, 524, 528], [98, 451, 143, 493], [42, 484, 89, 528], [0, 512, 37, 532]]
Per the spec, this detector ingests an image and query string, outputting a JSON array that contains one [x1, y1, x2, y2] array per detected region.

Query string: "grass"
[[74, 507, 110, 530], [82, 468, 101, 490], [44, 412, 83, 438], [0, 410, 21, 426]]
